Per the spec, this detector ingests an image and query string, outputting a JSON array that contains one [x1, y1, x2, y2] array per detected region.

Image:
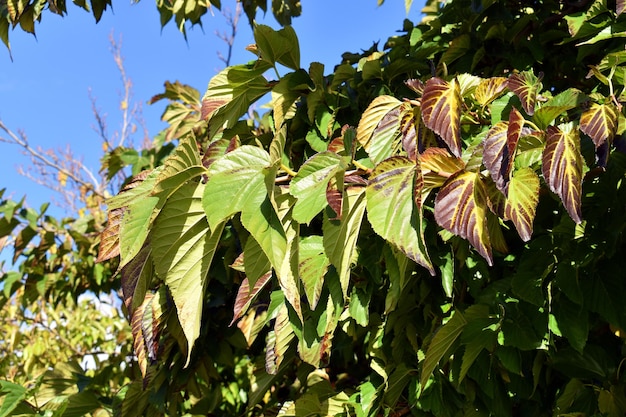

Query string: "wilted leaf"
[[542, 125, 583, 224], [131, 288, 168, 379], [120, 244, 152, 318], [366, 157, 434, 274], [508, 71, 543, 116], [421, 77, 463, 157], [505, 168, 540, 241], [579, 102, 619, 148], [434, 170, 493, 264]]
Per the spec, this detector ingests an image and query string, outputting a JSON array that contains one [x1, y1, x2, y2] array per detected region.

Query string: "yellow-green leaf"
[[579, 102, 619, 148], [356, 95, 403, 164], [505, 168, 540, 242], [542, 125, 583, 224], [366, 157, 434, 274]]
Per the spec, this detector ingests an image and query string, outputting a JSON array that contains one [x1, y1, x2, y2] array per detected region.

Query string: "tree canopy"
[[3, 0, 626, 416]]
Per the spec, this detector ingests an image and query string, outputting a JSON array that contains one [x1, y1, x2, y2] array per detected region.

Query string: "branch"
[[215, 3, 242, 68]]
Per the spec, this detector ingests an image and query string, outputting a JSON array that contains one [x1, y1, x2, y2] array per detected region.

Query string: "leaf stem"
[[352, 159, 372, 172], [280, 163, 297, 177]]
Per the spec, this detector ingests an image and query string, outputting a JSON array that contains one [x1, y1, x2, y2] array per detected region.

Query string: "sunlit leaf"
[[290, 151, 347, 224], [421, 77, 462, 157], [579, 102, 619, 148], [400, 102, 420, 160], [532, 88, 584, 130], [201, 62, 273, 138], [474, 77, 508, 107], [131, 288, 168, 379], [505, 168, 540, 242], [120, 244, 152, 318], [254, 24, 300, 70], [96, 206, 122, 263], [366, 157, 434, 274], [508, 71, 543, 116], [153, 136, 205, 197], [542, 125, 583, 224], [483, 107, 523, 194], [323, 187, 367, 297], [299, 235, 330, 309], [231, 272, 272, 326], [420, 147, 466, 196], [434, 170, 493, 264], [153, 181, 225, 365], [265, 304, 295, 375], [356, 95, 403, 164], [203, 145, 271, 230]]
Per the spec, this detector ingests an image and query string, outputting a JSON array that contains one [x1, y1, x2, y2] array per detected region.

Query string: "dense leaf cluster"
[[3, 0, 626, 416]]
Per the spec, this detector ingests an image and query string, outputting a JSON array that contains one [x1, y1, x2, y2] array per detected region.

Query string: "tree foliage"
[[4, 0, 626, 416]]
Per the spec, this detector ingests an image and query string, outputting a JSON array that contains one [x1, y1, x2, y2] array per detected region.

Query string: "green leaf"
[[532, 88, 584, 130], [421, 77, 463, 157], [201, 62, 273, 138], [435, 170, 493, 265], [153, 136, 205, 197], [0, 380, 27, 417], [323, 187, 367, 297], [265, 304, 295, 374], [366, 157, 434, 274], [356, 95, 403, 164], [120, 195, 160, 269], [542, 125, 584, 224], [203, 145, 271, 230], [254, 24, 300, 70], [153, 181, 225, 366], [553, 294, 588, 354], [504, 167, 540, 242], [420, 310, 467, 389], [290, 151, 346, 224], [299, 235, 330, 309]]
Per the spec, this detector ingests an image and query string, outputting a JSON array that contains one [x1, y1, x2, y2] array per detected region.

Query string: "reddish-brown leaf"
[[508, 71, 543, 116], [96, 207, 123, 263], [120, 243, 152, 318], [231, 272, 272, 326], [400, 103, 420, 161], [483, 108, 524, 194], [326, 175, 343, 221], [618, 0, 625, 15], [542, 125, 583, 224], [579, 103, 619, 148], [421, 77, 463, 157], [434, 171, 493, 264]]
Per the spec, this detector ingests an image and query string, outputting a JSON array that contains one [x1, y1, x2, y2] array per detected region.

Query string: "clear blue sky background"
[[0, 0, 423, 213]]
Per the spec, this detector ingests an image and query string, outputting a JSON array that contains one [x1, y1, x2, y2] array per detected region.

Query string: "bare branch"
[[215, 2, 242, 68]]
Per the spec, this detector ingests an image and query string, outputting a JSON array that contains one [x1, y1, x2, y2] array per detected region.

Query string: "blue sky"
[[0, 1, 422, 212]]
